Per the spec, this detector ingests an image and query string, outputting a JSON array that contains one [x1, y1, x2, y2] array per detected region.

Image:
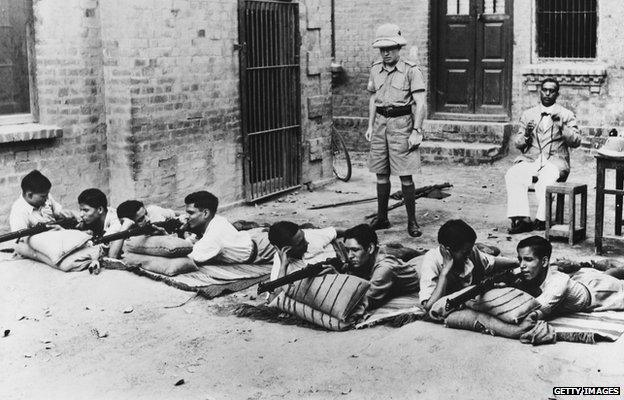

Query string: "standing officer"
[[365, 23, 426, 237]]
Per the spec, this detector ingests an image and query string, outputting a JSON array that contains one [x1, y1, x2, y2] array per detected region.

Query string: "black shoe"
[[508, 219, 533, 234], [407, 220, 422, 237], [533, 219, 546, 231], [369, 217, 391, 230]]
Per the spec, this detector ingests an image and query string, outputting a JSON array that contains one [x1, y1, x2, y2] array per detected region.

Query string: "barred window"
[[536, 0, 597, 59], [0, 0, 31, 117]]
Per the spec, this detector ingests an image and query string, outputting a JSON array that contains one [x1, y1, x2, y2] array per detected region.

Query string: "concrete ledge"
[[0, 123, 63, 144], [420, 141, 505, 165]]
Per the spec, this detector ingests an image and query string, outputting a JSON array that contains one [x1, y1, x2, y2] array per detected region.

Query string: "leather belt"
[[376, 105, 412, 118]]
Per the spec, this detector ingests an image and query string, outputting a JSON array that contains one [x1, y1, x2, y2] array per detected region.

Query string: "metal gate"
[[238, 0, 301, 201]]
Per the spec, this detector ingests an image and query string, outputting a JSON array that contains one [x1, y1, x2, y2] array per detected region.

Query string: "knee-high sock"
[[402, 183, 416, 222], [376, 183, 390, 220]]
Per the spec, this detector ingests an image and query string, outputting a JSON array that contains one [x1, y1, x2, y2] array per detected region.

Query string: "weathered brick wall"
[[99, 0, 243, 208], [0, 0, 334, 228], [0, 0, 108, 226], [512, 0, 624, 134], [332, 0, 429, 149]]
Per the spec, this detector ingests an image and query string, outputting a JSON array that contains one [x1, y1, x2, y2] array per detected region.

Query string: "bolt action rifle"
[[0, 217, 79, 244], [444, 267, 523, 312], [257, 257, 345, 295], [90, 218, 185, 245]]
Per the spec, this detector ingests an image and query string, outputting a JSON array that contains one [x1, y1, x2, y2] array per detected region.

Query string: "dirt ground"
[[1, 150, 624, 400]]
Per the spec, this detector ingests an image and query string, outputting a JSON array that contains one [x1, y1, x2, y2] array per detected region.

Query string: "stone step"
[[420, 140, 506, 165], [423, 119, 513, 145]]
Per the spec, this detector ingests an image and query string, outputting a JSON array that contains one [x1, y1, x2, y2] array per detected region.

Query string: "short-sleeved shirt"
[[532, 267, 591, 318], [269, 227, 338, 281], [366, 59, 425, 107], [188, 215, 255, 264], [9, 195, 65, 231], [419, 245, 495, 304], [361, 253, 420, 309]]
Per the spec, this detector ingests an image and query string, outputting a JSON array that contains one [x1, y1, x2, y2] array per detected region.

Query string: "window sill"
[[0, 123, 63, 144], [521, 62, 607, 93]]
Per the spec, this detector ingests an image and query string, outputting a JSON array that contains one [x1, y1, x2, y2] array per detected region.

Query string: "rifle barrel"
[[257, 263, 327, 294]]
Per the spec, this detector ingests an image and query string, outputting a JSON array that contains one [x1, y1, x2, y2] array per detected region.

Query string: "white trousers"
[[505, 160, 560, 220]]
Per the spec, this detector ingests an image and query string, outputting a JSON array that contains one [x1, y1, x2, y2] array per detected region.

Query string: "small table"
[[545, 182, 587, 245], [594, 154, 624, 254]]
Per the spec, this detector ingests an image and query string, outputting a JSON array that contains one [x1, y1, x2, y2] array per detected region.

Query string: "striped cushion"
[[467, 287, 540, 324], [274, 295, 353, 331], [284, 274, 370, 321]]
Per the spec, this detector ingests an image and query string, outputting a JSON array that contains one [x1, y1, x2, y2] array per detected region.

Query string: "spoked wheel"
[[331, 127, 352, 182]]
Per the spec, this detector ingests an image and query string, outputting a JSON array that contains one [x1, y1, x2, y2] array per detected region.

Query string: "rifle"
[[91, 218, 184, 245], [445, 267, 523, 312], [0, 217, 79, 244], [257, 257, 344, 294]]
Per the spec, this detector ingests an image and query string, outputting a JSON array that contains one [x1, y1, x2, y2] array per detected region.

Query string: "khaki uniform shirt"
[[366, 58, 425, 106]]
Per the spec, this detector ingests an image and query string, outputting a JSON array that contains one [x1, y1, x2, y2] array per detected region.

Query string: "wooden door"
[[433, 0, 513, 120], [238, 0, 301, 202]]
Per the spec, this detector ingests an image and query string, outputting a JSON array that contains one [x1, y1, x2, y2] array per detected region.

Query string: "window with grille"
[[536, 0, 597, 59], [0, 0, 31, 117]]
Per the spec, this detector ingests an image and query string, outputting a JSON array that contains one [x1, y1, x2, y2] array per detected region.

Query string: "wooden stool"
[[545, 183, 587, 245], [594, 154, 624, 254]]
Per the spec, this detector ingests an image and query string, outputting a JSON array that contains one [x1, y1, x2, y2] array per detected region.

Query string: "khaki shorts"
[[368, 114, 421, 176]]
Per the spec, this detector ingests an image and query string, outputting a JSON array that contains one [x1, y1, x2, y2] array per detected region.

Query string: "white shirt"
[[9, 195, 65, 231], [269, 227, 338, 281], [418, 245, 494, 304], [102, 208, 122, 236], [188, 215, 254, 264]]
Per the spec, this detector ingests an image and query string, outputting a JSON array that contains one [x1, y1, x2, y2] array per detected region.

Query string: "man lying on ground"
[[515, 235, 624, 319], [116, 200, 178, 229], [268, 220, 344, 282], [76, 188, 123, 259], [420, 219, 518, 311], [183, 191, 275, 265], [343, 224, 419, 310], [9, 170, 75, 231]]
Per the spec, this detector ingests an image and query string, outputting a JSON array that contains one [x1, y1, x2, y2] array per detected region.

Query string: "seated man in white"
[[505, 78, 581, 234]]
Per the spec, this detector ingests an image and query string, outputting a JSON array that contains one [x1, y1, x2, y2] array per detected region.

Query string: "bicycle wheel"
[[331, 128, 352, 182]]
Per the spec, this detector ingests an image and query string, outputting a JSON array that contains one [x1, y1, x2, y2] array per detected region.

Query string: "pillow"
[[273, 295, 353, 331], [445, 309, 531, 339], [429, 286, 540, 324], [26, 229, 91, 265], [122, 253, 198, 276], [58, 245, 102, 272], [467, 287, 540, 324], [124, 235, 193, 258], [284, 274, 370, 321]]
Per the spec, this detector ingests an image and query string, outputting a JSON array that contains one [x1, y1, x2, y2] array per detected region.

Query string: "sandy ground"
[[2, 151, 624, 400]]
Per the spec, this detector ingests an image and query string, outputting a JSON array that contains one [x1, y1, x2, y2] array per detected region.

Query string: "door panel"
[[433, 0, 513, 119]]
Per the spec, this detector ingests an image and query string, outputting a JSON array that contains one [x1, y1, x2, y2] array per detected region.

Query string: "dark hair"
[[541, 77, 560, 92], [21, 170, 51, 193], [78, 188, 108, 209], [184, 191, 218, 214], [517, 235, 552, 259], [117, 200, 144, 220], [344, 224, 378, 250], [268, 221, 300, 249], [437, 219, 477, 251]]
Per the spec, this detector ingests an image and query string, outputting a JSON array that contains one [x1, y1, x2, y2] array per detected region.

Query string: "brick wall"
[[0, 0, 333, 228], [0, 0, 108, 226]]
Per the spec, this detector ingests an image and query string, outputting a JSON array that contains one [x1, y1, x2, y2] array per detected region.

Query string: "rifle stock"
[[0, 218, 78, 244], [91, 218, 184, 245], [257, 257, 342, 294], [445, 267, 522, 312]]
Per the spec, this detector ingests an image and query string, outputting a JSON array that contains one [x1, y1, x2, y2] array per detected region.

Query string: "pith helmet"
[[372, 23, 407, 48], [597, 136, 624, 158]]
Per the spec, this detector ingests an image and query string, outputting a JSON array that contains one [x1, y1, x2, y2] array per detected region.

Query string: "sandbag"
[[284, 274, 370, 321], [124, 234, 193, 258], [122, 252, 198, 276], [273, 295, 353, 331], [25, 229, 91, 265], [445, 309, 531, 339], [58, 245, 102, 272]]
